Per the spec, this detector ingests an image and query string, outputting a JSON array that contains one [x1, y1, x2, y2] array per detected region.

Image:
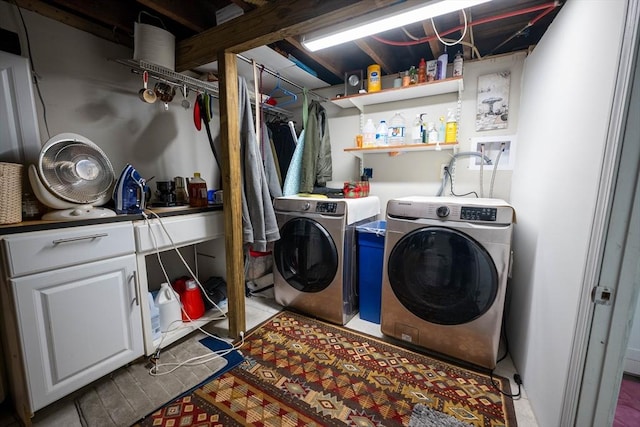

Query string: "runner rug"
[[133, 310, 517, 426]]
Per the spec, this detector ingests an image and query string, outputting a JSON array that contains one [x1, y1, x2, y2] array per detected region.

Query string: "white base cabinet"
[[0, 212, 226, 424], [0, 222, 143, 424], [12, 254, 142, 412]]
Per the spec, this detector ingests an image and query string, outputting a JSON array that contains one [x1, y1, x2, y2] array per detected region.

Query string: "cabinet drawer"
[[2, 222, 135, 277], [134, 211, 224, 254]]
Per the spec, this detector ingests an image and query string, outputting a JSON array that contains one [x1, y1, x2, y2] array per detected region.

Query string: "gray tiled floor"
[[0, 294, 538, 426]]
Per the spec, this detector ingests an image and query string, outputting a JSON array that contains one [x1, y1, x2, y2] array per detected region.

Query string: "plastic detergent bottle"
[[411, 114, 423, 144], [181, 279, 205, 321], [147, 292, 161, 341], [375, 120, 388, 146], [155, 282, 181, 332], [188, 172, 208, 207], [438, 116, 446, 142], [453, 52, 464, 77], [388, 112, 407, 145], [445, 108, 458, 143], [437, 48, 448, 80], [363, 119, 376, 147]]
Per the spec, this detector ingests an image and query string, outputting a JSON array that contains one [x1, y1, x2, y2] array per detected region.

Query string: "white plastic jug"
[[155, 282, 181, 332], [147, 292, 161, 341]]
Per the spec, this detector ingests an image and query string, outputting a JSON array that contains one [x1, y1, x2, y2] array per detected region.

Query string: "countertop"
[[0, 204, 223, 235]]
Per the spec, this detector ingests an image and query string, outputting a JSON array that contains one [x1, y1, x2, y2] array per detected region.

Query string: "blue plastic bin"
[[357, 220, 386, 324]]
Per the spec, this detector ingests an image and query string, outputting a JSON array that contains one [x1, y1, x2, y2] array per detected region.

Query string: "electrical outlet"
[[440, 164, 449, 179]]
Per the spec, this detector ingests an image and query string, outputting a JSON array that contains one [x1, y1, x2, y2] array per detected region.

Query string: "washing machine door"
[[387, 226, 498, 325], [274, 217, 339, 292]]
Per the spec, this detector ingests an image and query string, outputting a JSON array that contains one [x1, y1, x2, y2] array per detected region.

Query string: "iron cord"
[[139, 210, 234, 375]]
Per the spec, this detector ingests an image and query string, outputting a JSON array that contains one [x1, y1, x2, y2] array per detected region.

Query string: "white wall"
[[507, 1, 628, 426], [318, 52, 525, 217], [0, 3, 222, 193]]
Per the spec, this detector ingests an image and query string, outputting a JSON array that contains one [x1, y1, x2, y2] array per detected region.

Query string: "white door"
[[12, 254, 143, 411], [0, 50, 41, 164], [570, 6, 640, 425]]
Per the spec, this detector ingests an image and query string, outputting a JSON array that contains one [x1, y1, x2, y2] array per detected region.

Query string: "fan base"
[[43, 207, 116, 221]]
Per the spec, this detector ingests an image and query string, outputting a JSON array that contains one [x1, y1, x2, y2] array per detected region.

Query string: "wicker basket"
[[0, 162, 23, 224]]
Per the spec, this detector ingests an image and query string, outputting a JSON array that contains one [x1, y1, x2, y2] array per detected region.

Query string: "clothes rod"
[[237, 53, 328, 102]]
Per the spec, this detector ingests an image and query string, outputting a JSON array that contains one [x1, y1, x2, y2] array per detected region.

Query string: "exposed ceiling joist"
[[10, 0, 132, 47], [285, 36, 344, 80], [458, 10, 473, 60], [422, 20, 442, 60], [175, 0, 397, 71], [136, 0, 217, 33], [355, 39, 393, 76]]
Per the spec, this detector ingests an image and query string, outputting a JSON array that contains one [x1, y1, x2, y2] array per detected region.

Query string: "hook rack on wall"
[[115, 58, 219, 95], [114, 58, 293, 117]]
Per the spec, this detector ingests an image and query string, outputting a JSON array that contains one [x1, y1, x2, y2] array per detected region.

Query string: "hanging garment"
[[260, 121, 282, 198], [237, 77, 280, 251], [282, 129, 306, 196], [268, 122, 297, 181], [300, 100, 332, 193]]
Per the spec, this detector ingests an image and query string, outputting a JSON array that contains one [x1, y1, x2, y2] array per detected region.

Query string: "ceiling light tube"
[[302, 0, 492, 52]]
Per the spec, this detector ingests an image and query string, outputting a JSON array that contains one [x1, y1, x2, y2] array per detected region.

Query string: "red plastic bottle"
[[182, 279, 205, 321], [418, 58, 427, 83]]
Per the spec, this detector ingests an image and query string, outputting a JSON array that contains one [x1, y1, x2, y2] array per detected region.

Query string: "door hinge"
[[591, 286, 613, 305]]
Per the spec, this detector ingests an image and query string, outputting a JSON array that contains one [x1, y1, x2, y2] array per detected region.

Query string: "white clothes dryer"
[[273, 196, 380, 325], [381, 196, 514, 369]]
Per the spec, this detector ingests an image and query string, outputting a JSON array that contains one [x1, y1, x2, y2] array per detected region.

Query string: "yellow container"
[[367, 64, 381, 92], [445, 121, 458, 143]]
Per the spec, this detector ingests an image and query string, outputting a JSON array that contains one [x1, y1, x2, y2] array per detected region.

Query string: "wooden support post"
[[217, 51, 246, 338]]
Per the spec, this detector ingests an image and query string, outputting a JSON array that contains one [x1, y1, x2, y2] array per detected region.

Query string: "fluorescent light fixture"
[[302, 0, 492, 52]]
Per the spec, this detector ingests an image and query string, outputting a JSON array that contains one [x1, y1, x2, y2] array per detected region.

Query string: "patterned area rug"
[[133, 311, 517, 426]]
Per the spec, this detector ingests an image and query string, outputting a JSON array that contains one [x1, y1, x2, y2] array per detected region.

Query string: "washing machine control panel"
[[315, 202, 338, 213], [460, 206, 497, 221]]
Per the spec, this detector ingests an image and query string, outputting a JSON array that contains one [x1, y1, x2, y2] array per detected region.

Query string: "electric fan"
[[28, 133, 116, 220]]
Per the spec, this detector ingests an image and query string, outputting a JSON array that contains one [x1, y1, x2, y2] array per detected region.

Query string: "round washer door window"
[[274, 217, 338, 293], [388, 226, 498, 325]]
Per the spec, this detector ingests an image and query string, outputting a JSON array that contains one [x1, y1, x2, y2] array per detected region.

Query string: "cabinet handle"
[[131, 272, 140, 307], [52, 233, 108, 245]]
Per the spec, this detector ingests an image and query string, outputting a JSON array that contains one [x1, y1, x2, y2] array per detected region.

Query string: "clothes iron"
[[113, 164, 147, 214]]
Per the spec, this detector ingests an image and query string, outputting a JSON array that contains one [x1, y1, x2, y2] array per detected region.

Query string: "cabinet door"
[[11, 254, 142, 411]]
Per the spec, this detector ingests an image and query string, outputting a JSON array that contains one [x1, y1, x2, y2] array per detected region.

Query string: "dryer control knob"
[[436, 206, 450, 218], [303, 202, 311, 211]]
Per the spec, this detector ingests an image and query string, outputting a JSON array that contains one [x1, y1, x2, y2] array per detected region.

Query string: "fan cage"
[[39, 140, 115, 204]]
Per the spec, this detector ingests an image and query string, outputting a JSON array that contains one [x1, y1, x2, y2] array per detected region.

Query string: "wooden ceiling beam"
[[422, 20, 442, 59], [355, 39, 393, 76], [284, 36, 345, 81], [229, 0, 268, 9], [135, 0, 216, 33], [458, 9, 472, 60], [48, 0, 135, 34], [175, 0, 397, 72], [10, 0, 132, 47]]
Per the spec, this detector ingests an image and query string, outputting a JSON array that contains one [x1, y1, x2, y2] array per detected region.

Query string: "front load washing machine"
[[381, 196, 514, 369], [273, 196, 380, 325]]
